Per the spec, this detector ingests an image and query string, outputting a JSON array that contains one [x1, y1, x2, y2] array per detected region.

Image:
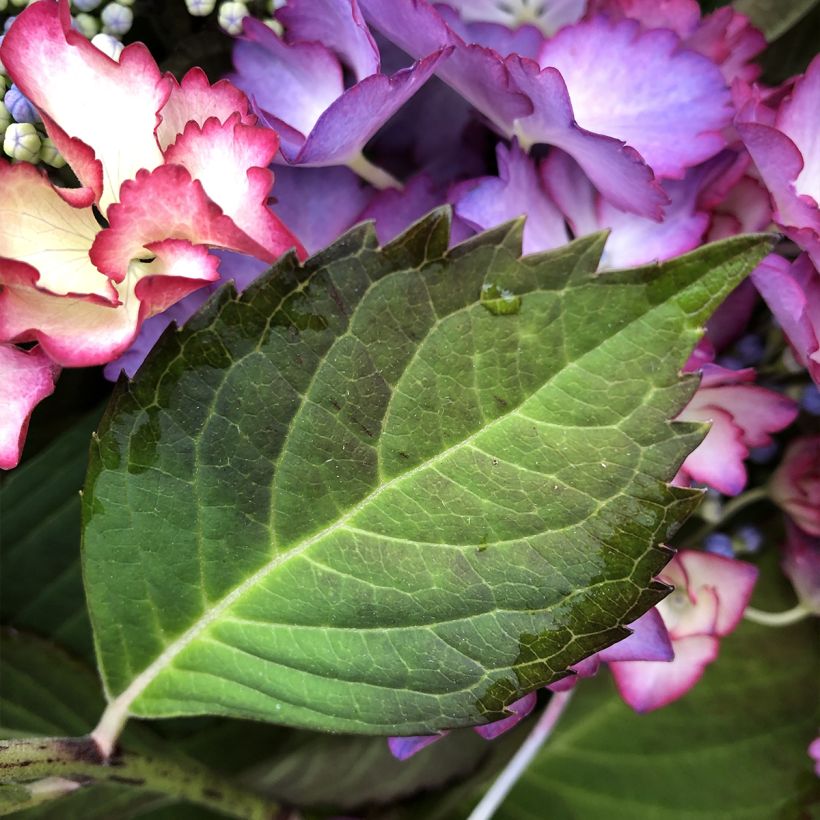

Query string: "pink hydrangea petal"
[[388, 734, 445, 760], [89, 165, 273, 282], [451, 140, 568, 254], [610, 634, 719, 712], [436, 7, 546, 60], [599, 607, 674, 663], [705, 279, 758, 352], [540, 149, 598, 238], [157, 68, 254, 152], [658, 582, 720, 639], [771, 440, 820, 538], [293, 50, 448, 166], [0, 344, 60, 471], [233, 18, 344, 140], [781, 520, 820, 612], [279, 0, 380, 81], [537, 17, 731, 179], [163, 115, 305, 261], [505, 55, 667, 218], [0, 161, 114, 303], [0, 0, 170, 213], [473, 692, 538, 740], [587, 0, 701, 38], [672, 550, 758, 636]]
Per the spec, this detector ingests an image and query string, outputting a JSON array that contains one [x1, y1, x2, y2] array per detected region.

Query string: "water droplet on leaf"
[[481, 282, 521, 315]]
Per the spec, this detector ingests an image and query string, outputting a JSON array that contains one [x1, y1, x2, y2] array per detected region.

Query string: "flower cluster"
[[1, 0, 818, 773]]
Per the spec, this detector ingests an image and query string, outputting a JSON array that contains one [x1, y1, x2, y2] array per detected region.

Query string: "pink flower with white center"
[[736, 55, 820, 270], [752, 253, 820, 386], [674, 362, 798, 496], [610, 550, 758, 712], [771, 438, 820, 538], [0, 0, 303, 469]]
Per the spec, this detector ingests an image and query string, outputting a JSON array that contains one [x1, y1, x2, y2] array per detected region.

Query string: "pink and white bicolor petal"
[[1, 0, 169, 213], [0, 161, 114, 302], [451, 140, 569, 254], [156, 67, 255, 152], [0, 344, 60, 470], [537, 17, 732, 180], [610, 634, 719, 712], [89, 165, 273, 281], [163, 115, 305, 261]]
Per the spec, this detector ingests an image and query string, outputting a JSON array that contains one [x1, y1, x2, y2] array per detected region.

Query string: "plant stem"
[[346, 153, 403, 190], [744, 604, 811, 627], [687, 485, 770, 545], [0, 736, 280, 820], [467, 689, 575, 820]]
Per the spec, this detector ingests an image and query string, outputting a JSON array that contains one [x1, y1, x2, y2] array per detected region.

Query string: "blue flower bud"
[[0, 101, 12, 133], [733, 525, 763, 554], [91, 32, 124, 60], [4, 84, 39, 124], [801, 383, 820, 416], [3, 121, 41, 163], [72, 12, 100, 38], [101, 2, 133, 36], [703, 532, 735, 559], [218, 1, 249, 35], [72, 0, 102, 10], [734, 333, 766, 367], [186, 0, 217, 15], [748, 441, 779, 464], [3, 16, 17, 34]]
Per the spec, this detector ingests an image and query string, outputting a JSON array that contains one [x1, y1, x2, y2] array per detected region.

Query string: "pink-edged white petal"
[[0, 344, 60, 470], [156, 67, 255, 152], [388, 734, 445, 760], [505, 55, 667, 218], [537, 17, 731, 180], [451, 140, 568, 254], [0, 160, 113, 302], [0, 0, 169, 213], [473, 692, 537, 739], [89, 165, 273, 282], [598, 607, 674, 663], [278, 0, 380, 81], [163, 115, 305, 261], [610, 634, 719, 712]]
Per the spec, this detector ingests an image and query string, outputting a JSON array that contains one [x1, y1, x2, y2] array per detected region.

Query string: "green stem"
[[0, 737, 280, 820], [346, 153, 403, 190], [744, 604, 811, 627], [687, 486, 770, 545]]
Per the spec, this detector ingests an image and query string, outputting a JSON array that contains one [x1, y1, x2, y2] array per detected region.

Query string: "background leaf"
[[83, 214, 770, 735], [494, 554, 820, 819]]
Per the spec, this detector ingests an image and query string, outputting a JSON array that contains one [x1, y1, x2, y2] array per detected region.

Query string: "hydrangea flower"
[[780, 522, 820, 617], [0, 0, 302, 469], [230, 0, 448, 186], [609, 550, 758, 711], [674, 362, 798, 496], [736, 56, 820, 269], [771, 437, 820, 537]]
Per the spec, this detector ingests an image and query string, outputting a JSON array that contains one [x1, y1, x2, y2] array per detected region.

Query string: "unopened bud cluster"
[[185, 0, 284, 37]]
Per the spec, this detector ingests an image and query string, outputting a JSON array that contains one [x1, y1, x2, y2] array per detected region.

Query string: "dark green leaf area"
[[1, 410, 102, 662], [497, 554, 820, 819], [84, 211, 772, 733]]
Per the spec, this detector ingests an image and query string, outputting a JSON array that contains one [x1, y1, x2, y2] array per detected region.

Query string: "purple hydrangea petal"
[[388, 734, 444, 760], [599, 608, 674, 663], [473, 692, 537, 740]]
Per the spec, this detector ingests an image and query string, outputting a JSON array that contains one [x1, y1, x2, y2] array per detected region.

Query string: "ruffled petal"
[[278, 0, 380, 81], [505, 55, 667, 218], [0, 0, 169, 213], [0, 344, 60, 470], [610, 634, 719, 712], [451, 140, 568, 254], [0, 161, 113, 302], [163, 115, 305, 260], [599, 608, 674, 662], [89, 165, 273, 281], [157, 67, 254, 152], [587, 0, 701, 38], [537, 17, 731, 179], [686, 7, 765, 85]]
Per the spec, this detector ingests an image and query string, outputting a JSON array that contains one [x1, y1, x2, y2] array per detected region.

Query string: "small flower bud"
[[4, 84, 38, 123], [218, 1, 249, 35], [3, 121, 41, 163], [91, 32, 124, 60], [72, 12, 100, 38], [3, 16, 17, 33], [0, 0, 8, 13], [101, 2, 133, 36], [733, 525, 763, 554], [186, 0, 217, 15], [703, 532, 734, 559], [263, 18, 283, 35], [0, 101, 12, 133], [268, 0, 285, 11], [72, 0, 102, 10], [10, 0, 28, 7], [38, 136, 66, 168]]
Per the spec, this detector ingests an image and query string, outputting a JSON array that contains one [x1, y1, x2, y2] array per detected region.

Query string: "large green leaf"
[[495, 555, 820, 819], [83, 212, 771, 734]]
